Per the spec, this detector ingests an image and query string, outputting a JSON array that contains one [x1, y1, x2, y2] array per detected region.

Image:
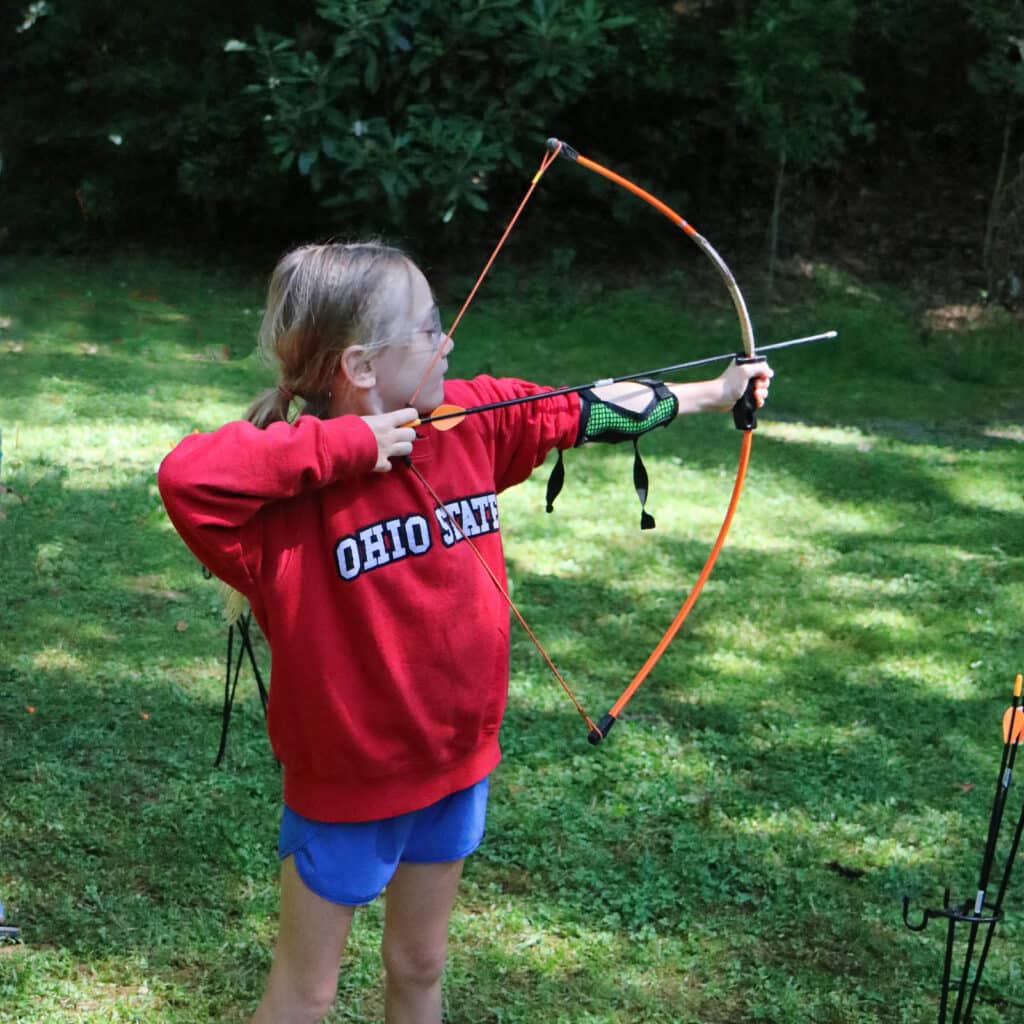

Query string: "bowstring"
[[405, 460, 600, 735], [405, 138, 757, 739], [403, 140, 600, 732], [406, 142, 563, 409]]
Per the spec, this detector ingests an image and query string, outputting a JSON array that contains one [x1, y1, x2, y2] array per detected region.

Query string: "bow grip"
[[732, 354, 767, 430]]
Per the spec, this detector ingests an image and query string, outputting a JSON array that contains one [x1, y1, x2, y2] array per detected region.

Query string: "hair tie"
[[278, 385, 294, 403]]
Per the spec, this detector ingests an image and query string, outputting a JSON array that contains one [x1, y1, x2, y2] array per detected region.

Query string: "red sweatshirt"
[[158, 376, 580, 822]]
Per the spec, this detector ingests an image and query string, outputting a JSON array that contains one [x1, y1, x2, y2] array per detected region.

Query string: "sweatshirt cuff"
[[320, 415, 380, 479]]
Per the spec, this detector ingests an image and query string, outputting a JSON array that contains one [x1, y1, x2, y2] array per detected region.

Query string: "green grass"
[[1, 252, 1023, 1022]]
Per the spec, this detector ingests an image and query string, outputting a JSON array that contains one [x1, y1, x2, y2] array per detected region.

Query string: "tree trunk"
[[983, 103, 1013, 297], [767, 147, 787, 295]]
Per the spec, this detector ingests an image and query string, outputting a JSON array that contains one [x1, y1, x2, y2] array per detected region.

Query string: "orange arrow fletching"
[[424, 404, 467, 431], [1003, 706, 1024, 744]]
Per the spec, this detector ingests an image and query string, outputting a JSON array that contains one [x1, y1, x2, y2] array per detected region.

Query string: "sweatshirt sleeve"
[[157, 414, 379, 591], [447, 376, 581, 494]]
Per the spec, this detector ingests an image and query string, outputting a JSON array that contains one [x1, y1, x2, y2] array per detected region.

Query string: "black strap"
[[237, 613, 270, 713], [633, 440, 656, 530], [545, 442, 657, 529], [545, 448, 566, 514]]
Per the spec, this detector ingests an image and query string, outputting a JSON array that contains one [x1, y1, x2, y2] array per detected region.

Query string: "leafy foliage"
[[231, 0, 632, 239], [723, 0, 870, 174], [0, 0, 1022, 279], [0, 3, 302, 246], [965, 0, 1024, 302], [966, 0, 1024, 100]]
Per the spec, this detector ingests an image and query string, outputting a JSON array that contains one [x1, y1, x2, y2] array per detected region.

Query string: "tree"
[[0, 1, 301, 247], [723, 0, 870, 286], [230, 0, 632, 251], [966, 0, 1024, 302]]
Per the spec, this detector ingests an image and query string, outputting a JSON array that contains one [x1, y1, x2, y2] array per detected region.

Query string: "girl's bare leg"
[[251, 855, 356, 1024], [381, 859, 465, 1024]]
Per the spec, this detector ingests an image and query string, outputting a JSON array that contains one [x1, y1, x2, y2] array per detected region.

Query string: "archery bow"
[[406, 137, 826, 744], [545, 140, 764, 743]]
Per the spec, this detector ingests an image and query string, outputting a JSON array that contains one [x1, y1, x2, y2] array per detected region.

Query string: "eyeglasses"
[[365, 307, 448, 351], [408, 306, 446, 350]]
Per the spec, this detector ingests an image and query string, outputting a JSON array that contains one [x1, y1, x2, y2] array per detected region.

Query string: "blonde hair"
[[246, 241, 417, 427]]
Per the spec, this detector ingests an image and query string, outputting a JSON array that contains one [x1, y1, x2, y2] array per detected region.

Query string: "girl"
[[158, 241, 772, 1024]]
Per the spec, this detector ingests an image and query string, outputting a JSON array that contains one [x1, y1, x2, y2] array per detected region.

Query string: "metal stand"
[[903, 674, 1024, 1022], [214, 609, 269, 767], [903, 892, 1004, 1023]]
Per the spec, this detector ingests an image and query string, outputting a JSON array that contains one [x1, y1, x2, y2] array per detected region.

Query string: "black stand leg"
[[903, 680, 1024, 1022], [214, 611, 268, 767]]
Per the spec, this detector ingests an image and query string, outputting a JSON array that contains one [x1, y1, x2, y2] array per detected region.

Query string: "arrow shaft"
[[418, 329, 837, 427]]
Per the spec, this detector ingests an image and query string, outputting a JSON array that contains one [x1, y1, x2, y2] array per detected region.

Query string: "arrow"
[[413, 329, 837, 431]]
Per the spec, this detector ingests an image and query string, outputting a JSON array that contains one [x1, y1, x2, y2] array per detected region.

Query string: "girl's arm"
[[157, 414, 383, 590], [590, 358, 773, 417]]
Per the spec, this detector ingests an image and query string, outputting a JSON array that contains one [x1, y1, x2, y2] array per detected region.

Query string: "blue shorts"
[[278, 777, 490, 906]]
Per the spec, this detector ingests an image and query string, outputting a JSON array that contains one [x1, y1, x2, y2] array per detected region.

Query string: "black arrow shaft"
[[418, 329, 837, 427]]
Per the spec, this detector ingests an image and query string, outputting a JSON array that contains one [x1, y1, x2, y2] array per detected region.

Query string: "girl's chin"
[[417, 385, 445, 414]]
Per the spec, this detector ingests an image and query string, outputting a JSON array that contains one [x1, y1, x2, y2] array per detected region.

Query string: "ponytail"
[[245, 386, 293, 429]]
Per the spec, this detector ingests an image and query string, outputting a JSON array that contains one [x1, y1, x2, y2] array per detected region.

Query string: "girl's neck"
[[327, 386, 391, 419]]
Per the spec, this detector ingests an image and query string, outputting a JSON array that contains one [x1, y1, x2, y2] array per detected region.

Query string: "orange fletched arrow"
[[406, 404, 467, 431], [1002, 673, 1024, 743], [408, 331, 836, 434]]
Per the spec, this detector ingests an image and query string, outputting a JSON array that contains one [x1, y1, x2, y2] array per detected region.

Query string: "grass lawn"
[[1, 250, 1022, 1022]]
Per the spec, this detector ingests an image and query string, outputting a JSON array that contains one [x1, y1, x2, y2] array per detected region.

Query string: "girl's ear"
[[338, 345, 376, 389]]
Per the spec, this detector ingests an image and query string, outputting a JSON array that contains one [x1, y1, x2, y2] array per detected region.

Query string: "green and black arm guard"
[[574, 378, 678, 445], [545, 380, 678, 530]]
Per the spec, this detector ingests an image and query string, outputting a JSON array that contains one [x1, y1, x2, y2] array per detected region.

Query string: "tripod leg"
[[214, 624, 246, 766], [237, 612, 269, 715], [963, 796, 1024, 1020], [939, 913, 956, 1024]]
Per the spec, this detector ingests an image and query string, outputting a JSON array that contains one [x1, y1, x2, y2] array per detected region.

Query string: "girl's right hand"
[[363, 408, 418, 472]]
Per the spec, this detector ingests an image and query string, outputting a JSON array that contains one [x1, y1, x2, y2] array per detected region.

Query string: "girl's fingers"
[[365, 408, 420, 472], [391, 407, 419, 428]]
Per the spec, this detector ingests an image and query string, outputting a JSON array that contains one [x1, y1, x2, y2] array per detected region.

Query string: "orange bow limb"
[[587, 430, 754, 743], [407, 137, 766, 745]]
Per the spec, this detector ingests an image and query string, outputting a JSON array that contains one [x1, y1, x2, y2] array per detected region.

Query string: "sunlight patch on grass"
[[847, 606, 921, 632], [31, 647, 85, 673], [984, 424, 1024, 442], [876, 657, 977, 696], [947, 475, 1024, 513], [842, 653, 960, 689], [767, 420, 879, 448]]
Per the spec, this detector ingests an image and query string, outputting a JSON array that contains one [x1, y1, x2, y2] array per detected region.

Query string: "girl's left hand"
[[718, 359, 773, 411]]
